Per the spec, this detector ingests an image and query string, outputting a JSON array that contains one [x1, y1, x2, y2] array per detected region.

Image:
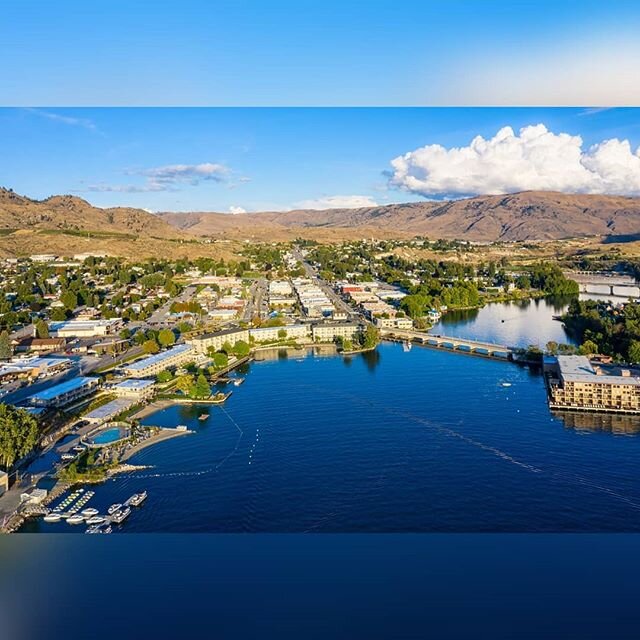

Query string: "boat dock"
[[381, 329, 514, 361]]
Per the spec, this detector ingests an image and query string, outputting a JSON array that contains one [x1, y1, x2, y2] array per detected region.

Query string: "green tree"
[[50, 307, 67, 321], [232, 340, 250, 357], [545, 341, 559, 355], [175, 373, 195, 395], [34, 319, 49, 339], [0, 405, 39, 470], [156, 370, 173, 383], [361, 325, 380, 349], [191, 373, 211, 399], [158, 328, 176, 347], [211, 352, 229, 369], [277, 328, 287, 340], [0, 331, 12, 360], [142, 339, 160, 354], [60, 290, 78, 311], [628, 340, 640, 364], [579, 339, 599, 356]]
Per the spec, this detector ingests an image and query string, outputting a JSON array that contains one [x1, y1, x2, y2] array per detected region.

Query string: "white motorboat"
[[67, 514, 85, 525], [43, 513, 62, 523], [110, 506, 131, 524], [86, 516, 106, 525], [501, 382, 512, 387], [81, 508, 99, 518], [126, 491, 147, 507], [108, 503, 122, 515]]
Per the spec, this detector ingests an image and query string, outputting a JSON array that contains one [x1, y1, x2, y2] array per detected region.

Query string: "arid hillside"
[[160, 191, 640, 242]]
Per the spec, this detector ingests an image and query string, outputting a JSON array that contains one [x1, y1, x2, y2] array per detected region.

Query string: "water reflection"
[[553, 411, 640, 435], [433, 297, 576, 348], [360, 348, 381, 373]]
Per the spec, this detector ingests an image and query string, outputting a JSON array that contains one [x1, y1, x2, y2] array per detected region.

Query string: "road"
[[242, 278, 268, 322], [291, 248, 359, 319], [147, 285, 198, 326]]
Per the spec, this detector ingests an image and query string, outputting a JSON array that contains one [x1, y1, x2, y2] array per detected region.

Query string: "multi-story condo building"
[[312, 322, 362, 343], [186, 328, 250, 354], [123, 344, 195, 378], [249, 324, 311, 343], [26, 376, 100, 408], [546, 355, 640, 413]]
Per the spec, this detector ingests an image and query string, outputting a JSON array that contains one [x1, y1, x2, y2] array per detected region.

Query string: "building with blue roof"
[[25, 376, 100, 408]]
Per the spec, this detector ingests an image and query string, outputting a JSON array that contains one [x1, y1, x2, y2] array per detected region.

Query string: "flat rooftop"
[[557, 355, 640, 386], [114, 379, 155, 390], [84, 398, 134, 421], [125, 343, 193, 371], [26, 376, 97, 402]]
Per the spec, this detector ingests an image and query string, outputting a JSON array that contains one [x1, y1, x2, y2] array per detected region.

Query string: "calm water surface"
[[23, 298, 640, 533]]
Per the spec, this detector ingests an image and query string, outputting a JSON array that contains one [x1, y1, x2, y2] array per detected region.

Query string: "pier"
[[380, 328, 513, 360]]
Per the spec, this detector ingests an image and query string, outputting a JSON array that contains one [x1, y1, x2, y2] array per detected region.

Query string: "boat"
[[198, 413, 208, 421], [61, 452, 76, 460], [402, 341, 412, 352], [126, 491, 147, 507], [501, 382, 512, 387], [233, 377, 245, 386], [86, 516, 106, 525], [108, 503, 122, 515], [110, 506, 131, 524], [81, 508, 99, 518], [43, 513, 62, 523], [67, 514, 85, 525]]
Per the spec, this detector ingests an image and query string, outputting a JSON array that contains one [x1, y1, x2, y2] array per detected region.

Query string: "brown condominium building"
[[545, 355, 640, 414]]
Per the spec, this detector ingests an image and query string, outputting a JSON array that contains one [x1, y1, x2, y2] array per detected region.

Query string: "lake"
[[22, 298, 640, 533]]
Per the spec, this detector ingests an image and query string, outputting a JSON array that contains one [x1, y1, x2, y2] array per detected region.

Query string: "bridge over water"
[[565, 271, 640, 299], [380, 328, 513, 360]]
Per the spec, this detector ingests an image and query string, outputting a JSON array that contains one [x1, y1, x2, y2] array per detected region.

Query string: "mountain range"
[[159, 191, 640, 242], [2, 188, 640, 257]]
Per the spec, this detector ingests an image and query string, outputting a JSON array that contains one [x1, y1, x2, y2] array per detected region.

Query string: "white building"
[[49, 319, 123, 338], [249, 324, 311, 343], [312, 322, 362, 343], [113, 379, 156, 401], [123, 344, 195, 378], [187, 328, 250, 354]]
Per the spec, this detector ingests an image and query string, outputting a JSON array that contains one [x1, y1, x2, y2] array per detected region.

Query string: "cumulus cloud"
[[84, 162, 232, 193], [294, 195, 379, 210], [228, 205, 246, 214], [388, 124, 640, 198]]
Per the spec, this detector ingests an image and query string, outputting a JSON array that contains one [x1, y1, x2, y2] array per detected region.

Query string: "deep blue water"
[[22, 298, 640, 533]]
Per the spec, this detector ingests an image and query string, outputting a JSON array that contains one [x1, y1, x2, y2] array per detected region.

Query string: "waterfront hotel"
[[545, 355, 640, 414]]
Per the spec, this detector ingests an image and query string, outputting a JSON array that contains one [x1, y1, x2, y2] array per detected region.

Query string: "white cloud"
[[294, 195, 379, 210], [228, 205, 246, 214], [25, 108, 99, 133], [84, 162, 233, 193], [388, 124, 640, 198]]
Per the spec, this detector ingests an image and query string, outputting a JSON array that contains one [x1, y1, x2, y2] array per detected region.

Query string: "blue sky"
[[2, 107, 640, 211], [2, 1, 640, 106]]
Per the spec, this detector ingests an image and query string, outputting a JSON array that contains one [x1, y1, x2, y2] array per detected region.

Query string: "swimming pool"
[[86, 425, 130, 447]]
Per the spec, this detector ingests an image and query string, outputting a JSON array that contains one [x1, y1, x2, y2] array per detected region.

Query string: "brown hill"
[[0, 187, 181, 239], [160, 191, 640, 242]]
